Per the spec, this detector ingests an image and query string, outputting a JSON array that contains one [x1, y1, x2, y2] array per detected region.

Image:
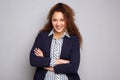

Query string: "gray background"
[[0, 0, 120, 80]]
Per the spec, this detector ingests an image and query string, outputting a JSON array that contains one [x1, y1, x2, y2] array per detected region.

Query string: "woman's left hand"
[[34, 48, 44, 57]]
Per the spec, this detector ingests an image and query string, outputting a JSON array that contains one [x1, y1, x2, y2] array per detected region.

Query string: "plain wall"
[[0, 0, 120, 80]]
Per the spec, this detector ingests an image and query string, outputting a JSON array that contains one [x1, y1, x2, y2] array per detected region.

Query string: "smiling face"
[[51, 11, 66, 34]]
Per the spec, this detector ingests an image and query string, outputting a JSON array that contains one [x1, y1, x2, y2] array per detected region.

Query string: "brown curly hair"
[[40, 3, 82, 46]]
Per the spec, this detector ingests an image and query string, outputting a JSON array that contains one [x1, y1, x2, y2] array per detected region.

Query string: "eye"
[[60, 19, 65, 21], [52, 19, 57, 22]]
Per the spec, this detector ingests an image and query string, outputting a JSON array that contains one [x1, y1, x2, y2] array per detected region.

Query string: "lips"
[[56, 26, 61, 30]]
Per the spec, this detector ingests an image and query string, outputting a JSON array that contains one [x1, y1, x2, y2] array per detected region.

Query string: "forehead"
[[52, 11, 64, 18]]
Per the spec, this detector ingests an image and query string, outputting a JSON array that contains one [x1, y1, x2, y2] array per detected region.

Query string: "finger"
[[36, 49, 43, 56], [37, 48, 42, 53], [34, 50, 40, 56], [34, 52, 39, 56], [34, 48, 44, 57], [34, 49, 40, 54], [35, 48, 38, 51], [34, 49, 38, 53], [34, 48, 40, 53], [34, 50, 38, 54], [35, 48, 40, 52]]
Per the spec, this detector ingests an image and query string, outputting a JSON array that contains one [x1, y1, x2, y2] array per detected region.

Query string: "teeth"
[[57, 26, 60, 28], [57, 27, 61, 29]]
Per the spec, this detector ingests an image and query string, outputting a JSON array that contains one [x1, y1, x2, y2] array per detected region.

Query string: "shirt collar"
[[48, 29, 71, 38]]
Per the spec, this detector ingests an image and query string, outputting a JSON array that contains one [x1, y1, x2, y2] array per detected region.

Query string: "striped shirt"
[[44, 29, 70, 80]]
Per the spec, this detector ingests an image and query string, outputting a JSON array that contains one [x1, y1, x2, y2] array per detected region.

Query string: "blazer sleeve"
[[54, 36, 80, 74], [30, 32, 51, 67]]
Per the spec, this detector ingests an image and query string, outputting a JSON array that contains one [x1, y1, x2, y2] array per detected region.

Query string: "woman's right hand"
[[56, 59, 70, 65]]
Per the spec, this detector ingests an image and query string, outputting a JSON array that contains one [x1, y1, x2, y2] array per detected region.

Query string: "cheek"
[[63, 19, 66, 25], [63, 22, 67, 28], [52, 22, 56, 26]]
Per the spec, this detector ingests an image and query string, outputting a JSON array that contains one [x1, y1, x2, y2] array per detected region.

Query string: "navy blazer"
[[30, 31, 80, 80]]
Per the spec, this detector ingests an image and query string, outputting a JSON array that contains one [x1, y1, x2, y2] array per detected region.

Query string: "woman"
[[30, 2, 82, 80]]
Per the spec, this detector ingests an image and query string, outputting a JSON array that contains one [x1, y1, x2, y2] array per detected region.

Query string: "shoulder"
[[70, 35, 80, 45], [70, 35, 79, 41], [35, 31, 50, 41], [37, 31, 49, 37]]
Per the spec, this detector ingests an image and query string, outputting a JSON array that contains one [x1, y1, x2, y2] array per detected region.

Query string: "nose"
[[56, 21, 60, 26]]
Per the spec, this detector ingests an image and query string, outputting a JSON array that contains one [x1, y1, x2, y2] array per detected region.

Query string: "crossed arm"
[[34, 48, 70, 72], [30, 33, 80, 74]]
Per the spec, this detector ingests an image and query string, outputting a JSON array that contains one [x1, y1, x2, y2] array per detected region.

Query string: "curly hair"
[[40, 3, 82, 46]]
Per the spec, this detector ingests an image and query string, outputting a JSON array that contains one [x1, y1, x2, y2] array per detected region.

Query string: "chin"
[[55, 30, 64, 33]]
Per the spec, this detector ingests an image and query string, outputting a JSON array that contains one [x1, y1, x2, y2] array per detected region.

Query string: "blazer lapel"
[[60, 36, 72, 58], [43, 34, 53, 57]]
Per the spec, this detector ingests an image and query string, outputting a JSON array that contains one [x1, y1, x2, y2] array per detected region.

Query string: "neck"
[[53, 31, 64, 39]]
